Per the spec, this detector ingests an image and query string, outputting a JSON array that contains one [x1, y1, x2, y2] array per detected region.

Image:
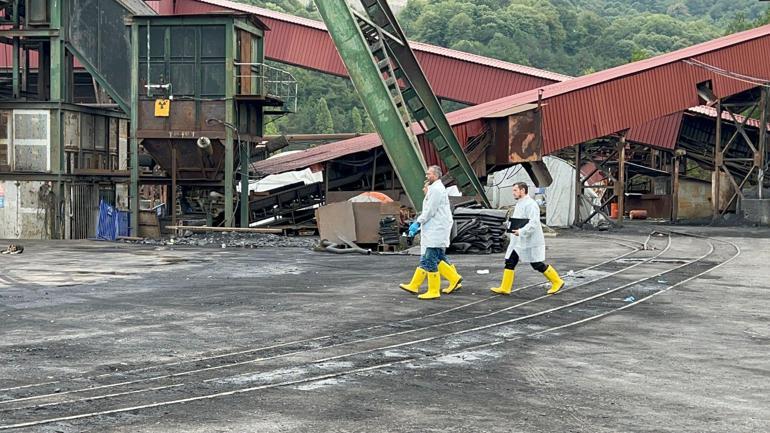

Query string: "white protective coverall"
[[417, 179, 453, 255], [505, 194, 546, 263]]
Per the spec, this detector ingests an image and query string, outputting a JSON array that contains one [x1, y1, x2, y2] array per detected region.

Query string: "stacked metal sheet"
[[379, 216, 401, 245], [449, 208, 509, 254]]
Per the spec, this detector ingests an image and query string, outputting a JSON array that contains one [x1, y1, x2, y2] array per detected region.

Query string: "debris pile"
[[449, 208, 509, 254], [126, 232, 317, 249]]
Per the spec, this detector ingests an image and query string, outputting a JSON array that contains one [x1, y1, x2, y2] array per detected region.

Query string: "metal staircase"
[[314, 0, 489, 208]]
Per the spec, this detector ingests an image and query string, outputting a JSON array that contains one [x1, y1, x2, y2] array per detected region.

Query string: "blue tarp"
[[96, 200, 129, 241]]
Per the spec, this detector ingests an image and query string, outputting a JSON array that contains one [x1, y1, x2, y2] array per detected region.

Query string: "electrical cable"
[[683, 58, 770, 88]]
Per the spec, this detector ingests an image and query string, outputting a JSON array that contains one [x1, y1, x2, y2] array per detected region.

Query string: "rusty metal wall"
[[418, 119, 486, 176]]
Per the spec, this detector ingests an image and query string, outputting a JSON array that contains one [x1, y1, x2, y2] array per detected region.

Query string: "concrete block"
[[742, 198, 770, 225]]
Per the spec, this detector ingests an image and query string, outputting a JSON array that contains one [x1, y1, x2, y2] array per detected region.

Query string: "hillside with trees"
[[253, 0, 770, 135]]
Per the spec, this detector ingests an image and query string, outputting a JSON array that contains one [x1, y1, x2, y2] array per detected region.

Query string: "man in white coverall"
[[399, 165, 462, 300], [491, 182, 564, 295]]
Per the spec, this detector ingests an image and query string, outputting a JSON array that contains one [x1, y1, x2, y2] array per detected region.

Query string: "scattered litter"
[[1, 244, 24, 255], [221, 243, 227, 249], [623, 295, 636, 302], [123, 232, 317, 249], [567, 270, 575, 277], [657, 280, 668, 284], [476, 269, 490, 274]]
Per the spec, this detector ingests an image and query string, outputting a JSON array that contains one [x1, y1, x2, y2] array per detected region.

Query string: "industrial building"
[[2, 0, 770, 242]]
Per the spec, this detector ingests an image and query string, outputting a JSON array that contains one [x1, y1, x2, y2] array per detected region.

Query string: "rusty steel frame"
[[712, 87, 770, 219], [571, 141, 619, 227], [570, 135, 680, 226]]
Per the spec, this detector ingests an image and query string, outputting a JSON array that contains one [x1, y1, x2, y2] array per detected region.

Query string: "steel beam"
[[757, 87, 768, 199], [713, 101, 722, 220], [574, 143, 582, 226], [671, 150, 681, 221], [171, 142, 177, 227], [130, 23, 140, 235], [0, 28, 60, 37], [11, 37, 19, 98], [313, 0, 427, 209], [224, 21, 235, 227], [364, 0, 489, 206], [240, 141, 249, 228], [616, 137, 626, 226]]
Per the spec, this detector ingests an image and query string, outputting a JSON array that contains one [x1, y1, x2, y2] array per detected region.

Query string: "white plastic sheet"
[[484, 156, 604, 227]]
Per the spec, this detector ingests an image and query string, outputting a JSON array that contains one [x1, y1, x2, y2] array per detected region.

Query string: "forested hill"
[[247, 0, 770, 134]]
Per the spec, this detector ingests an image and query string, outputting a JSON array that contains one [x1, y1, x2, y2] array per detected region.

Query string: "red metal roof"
[[442, 24, 770, 154], [164, 0, 568, 104], [255, 26, 770, 175], [626, 112, 684, 150], [687, 105, 770, 131]]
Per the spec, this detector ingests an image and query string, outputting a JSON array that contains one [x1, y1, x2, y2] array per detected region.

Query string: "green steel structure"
[[314, 0, 428, 209], [314, 0, 489, 208], [128, 13, 294, 234]]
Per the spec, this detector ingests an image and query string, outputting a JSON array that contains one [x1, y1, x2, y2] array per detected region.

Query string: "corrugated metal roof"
[[166, 0, 566, 104], [687, 105, 770, 131], [443, 24, 770, 154], [255, 25, 770, 174], [626, 112, 684, 150], [253, 134, 382, 175], [194, 0, 570, 81]]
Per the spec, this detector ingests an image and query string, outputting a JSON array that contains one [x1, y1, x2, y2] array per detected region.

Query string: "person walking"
[[399, 165, 462, 300], [491, 182, 564, 295]]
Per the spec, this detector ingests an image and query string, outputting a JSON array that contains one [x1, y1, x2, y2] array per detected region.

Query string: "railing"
[[234, 62, 298, 113]]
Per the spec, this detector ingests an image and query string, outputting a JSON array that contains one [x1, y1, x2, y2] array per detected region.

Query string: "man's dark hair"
[[513, 182, 529, 193]]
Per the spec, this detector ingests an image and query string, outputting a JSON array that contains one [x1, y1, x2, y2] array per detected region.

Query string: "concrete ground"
[[0, 225, 768, 432]]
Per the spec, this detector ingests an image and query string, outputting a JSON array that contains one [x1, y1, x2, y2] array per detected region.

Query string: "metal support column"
[[130, 23, 140, 235], [616, 137, 626, 226], [757, 87, 768, 199], [12, 38, 20, 98], [574, 143, 583, 226], [171, 142, 177, 227], [713, 101, 722, 220], [671, 150, 681, 222], [239, 140, 249, 228], [224, 22, 235, 227]]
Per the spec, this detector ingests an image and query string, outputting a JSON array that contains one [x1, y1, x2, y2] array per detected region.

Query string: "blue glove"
[[408, 221, 421, 237]]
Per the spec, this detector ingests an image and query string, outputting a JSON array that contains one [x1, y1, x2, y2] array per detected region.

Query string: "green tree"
[[314, 97, 334, 134], [351, 107, 364, 133], [264, 120, 280, 136]]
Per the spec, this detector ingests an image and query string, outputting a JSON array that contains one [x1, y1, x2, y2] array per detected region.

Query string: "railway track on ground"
[[1, 231, 739, 431]]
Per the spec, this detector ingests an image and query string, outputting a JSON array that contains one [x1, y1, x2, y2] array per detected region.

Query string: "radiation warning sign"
[[154, 99, 170, 117]]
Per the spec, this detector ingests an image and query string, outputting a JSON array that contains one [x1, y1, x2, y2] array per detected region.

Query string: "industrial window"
[[138, 25, 170, 96], [170, 26, 196, 96], [0, 111, 9, 168], [12, 110, 50, 172], [200, 26, 226, 97]]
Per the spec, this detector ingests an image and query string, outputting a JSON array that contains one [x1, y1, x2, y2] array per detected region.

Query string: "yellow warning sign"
[[154, 99, 170, 117]]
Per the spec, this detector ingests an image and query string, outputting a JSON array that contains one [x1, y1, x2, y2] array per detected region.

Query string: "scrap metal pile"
[[379, 216, 401, 245], [449, 208, 509, 254]]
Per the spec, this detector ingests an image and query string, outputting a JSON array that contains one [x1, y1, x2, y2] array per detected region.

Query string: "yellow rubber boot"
[[544, 265, 565, 295], [490, 269, 515, 295], [438, 261, 463, 294], [399, 267, 427, 294], [418, 271, 441, 300]]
